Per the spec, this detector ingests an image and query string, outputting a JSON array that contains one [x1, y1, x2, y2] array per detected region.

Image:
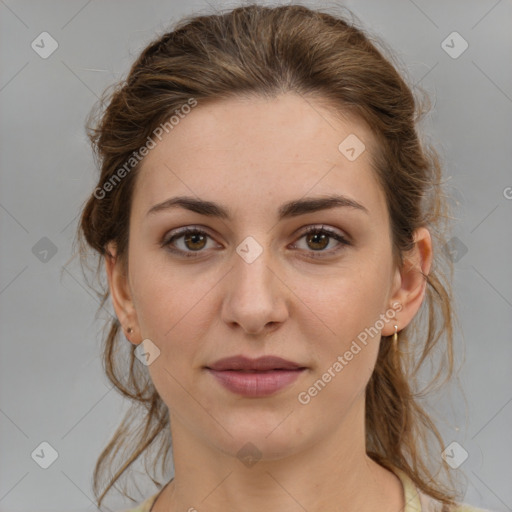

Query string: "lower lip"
[[206, 368, 305, 397]]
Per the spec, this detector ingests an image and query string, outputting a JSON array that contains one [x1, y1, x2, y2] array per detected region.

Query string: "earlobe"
[[383, 227, 433, 336], [104, 242, 140, 343]]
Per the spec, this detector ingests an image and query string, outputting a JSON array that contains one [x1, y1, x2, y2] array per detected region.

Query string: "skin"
[[105, 92, 432, 512]]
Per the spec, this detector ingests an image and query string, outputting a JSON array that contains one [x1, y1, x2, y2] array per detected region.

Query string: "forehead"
[[131, 93, 387, 223]]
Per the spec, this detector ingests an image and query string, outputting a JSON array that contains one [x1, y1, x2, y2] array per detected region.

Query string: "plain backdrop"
[[1, 1, 511, 511]]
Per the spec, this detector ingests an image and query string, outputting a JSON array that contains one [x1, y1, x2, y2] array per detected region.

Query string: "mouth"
[[205, 355, 306, 372], [204, 355, 307, 397]]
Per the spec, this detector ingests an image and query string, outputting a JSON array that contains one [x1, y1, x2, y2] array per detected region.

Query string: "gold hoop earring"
[[391, 324, 401, 368], [392, 324, 398, 350]]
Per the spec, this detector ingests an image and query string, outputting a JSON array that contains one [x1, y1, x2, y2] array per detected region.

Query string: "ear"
[[381, 226, 433, 336], [104, 241, 141, 344]]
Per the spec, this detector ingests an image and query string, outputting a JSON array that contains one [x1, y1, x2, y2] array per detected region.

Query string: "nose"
[[220, 244, 289, 337]]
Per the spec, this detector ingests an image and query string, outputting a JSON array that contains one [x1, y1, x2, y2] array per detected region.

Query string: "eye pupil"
[[307, 232, 329, 250], [185, 232, 206, 250]]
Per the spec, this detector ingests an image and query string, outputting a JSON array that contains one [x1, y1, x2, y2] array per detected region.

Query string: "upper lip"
[[206, 355, 305, 371]]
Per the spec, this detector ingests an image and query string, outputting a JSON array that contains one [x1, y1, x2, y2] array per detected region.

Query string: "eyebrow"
[[146, 194, 369, 220]]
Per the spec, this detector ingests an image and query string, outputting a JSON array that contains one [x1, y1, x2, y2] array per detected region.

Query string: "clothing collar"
[[142, 465, 440, 512]]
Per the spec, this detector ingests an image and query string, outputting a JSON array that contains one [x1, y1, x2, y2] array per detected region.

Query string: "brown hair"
[[75, 3, 464, 509]]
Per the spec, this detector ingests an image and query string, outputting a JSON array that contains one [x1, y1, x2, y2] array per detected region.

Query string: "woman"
[[76, 4, 491, 512]]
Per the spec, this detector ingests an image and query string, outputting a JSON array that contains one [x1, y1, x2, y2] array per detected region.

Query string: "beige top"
[[121, 465, 492, 512]]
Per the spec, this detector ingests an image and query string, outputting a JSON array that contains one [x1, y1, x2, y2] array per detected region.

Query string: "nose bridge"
[[221, 234, 287, 333], [233, 235, 277, 305]]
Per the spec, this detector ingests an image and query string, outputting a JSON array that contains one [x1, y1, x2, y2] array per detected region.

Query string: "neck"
[[152, 397, 404, 512]]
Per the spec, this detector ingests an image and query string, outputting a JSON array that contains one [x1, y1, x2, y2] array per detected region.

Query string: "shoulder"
[[447, 503, 494, 512], [390, 464, 493, 512], [119, 493, 159, 512], [453, 504, 490, 512], [419, 490, 493, 512]]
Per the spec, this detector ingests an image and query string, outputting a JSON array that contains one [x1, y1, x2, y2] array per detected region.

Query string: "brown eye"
[[182, 231, 207, 251], [293, 225, 350, 257], [162, 225, 350, 259], [162, 227, 216, 257], [305, 231, 330, 251]]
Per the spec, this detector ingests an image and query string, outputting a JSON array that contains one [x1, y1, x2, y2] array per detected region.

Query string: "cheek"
[[130, 259, 214, 412], [296, 288, 384, 416], [297, 261, 389, 383], [130, 255, 218, 377], [130, 247, 212, 334], [302, 261, 389, 339]]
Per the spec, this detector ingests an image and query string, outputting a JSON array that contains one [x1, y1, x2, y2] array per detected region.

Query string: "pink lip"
[[205, 355, 307, 397], [207, 368, 305, 397]]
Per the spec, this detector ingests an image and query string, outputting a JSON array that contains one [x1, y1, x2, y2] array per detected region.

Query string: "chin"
[[205, 413, 312, 462]]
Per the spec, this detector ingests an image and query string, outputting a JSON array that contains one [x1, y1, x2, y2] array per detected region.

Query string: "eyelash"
[[161, 225, 351, 259]]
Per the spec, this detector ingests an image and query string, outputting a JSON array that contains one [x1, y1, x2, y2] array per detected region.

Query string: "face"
[[106, 92, 426, 461]]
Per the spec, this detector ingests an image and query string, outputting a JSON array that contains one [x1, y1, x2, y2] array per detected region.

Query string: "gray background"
[[1, 0, 511, 511]]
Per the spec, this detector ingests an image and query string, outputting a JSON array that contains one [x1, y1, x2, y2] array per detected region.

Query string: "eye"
[[161, 227, 219, 258], [292, 225, 350, 258], [161, 224, 350, 259]]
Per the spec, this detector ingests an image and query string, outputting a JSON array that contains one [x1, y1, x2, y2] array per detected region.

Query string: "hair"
[[74, 3, 465, 509]]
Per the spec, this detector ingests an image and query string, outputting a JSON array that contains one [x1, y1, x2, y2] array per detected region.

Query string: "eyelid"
[[300, 224, 350, 243]]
